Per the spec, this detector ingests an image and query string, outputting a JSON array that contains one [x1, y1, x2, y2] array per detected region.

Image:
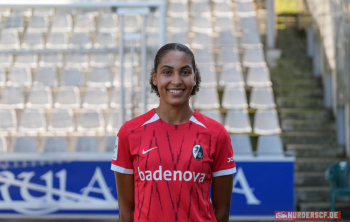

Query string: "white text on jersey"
[[142, 147, 158, 154], [138, 166, 206, 183], [227, 156, 234, 163]]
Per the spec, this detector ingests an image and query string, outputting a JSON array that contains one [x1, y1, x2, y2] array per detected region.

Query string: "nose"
[[171, 72, 182, 85]]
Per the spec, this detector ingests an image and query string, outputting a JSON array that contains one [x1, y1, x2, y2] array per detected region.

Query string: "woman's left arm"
[[211, 174, 234, 222]]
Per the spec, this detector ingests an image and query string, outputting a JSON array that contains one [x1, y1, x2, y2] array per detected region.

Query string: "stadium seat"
[[124, 15, 141, 33], [0, 136, 6, 153], [19, 109, 46, 132], [51, 14, 73, 32], [0, 109, 17, 132], [61, 67, 84, 86], [200, 66, 217, 87], [43, 136, 68, 153], [147, 13, 159, 33], [253, 109, 281, 135], [240, 31, 262, 49], [217, 49, 240, 66], [115, 52, 139, 67], [90, 53, 114, 67], [7, 66, 32, 87], [0, 87, 24, 109], [21, 31, 45, 49], [33, 8, 54, 16], [215, 31, 237, 48], [0, 29, 20, 49], [246, 66, 272, 87], [94, 32, 116, 48], [26, 86, 53, 109], [230, 134, 254, 157], [113, 66, 136, 87], [238, 16, 258, 34], [74, 14, 95, 32], [222, 86, 248, 109], [212, 1, 233, 17], [105, 136, 117, 153], [14, 54, 38, 68], [107, 109, 132, 132], [0, 68, 5, 86], [110, 87, 133, 109], [12, 8, 31, 17], [77, 109, 105, 132], [191, 32, 213, 49], [54, 86, 81, 109], [46, 31, 69, 49], [65, 54, 89, 68], [257, 135, 284, 156], [249, 87, 276, 109], [0, 54, 13, 67], [193, 49, 214, 66], [86, 67, 112, 87], [168, 2, 188, 17], [34, 67, 58, 86], [27, 15, 49, 33], [224, 109, 252, 133], [0, 8, 10, 17], [191, 16, 212, 33], [242, 48, 266, 67], [56, 8, 76, 16], [82, 87, 109, 109], [193, 87, 220, 109], [70, 31, 92, 49], [213, 16, 234, 33], [190, 2, 211, 17], [98, 13, 118, 32], [147, 33, 159, 48], [168, 16, 189, 33], [3, 16, 24, 32], [39, 54, 63, 67], [235, 0, 256, 17], [13, 136, 37, 153], [200, 109, 223, 124], [75, 136, 99, 152], [48, 109, 74, 132], [168, 32, 189, 46], [219, 65, 244, 87]]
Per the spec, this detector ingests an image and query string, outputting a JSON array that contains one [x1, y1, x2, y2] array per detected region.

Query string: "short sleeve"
[[111, 123, 134, 174], [212, 127, 236, 177]]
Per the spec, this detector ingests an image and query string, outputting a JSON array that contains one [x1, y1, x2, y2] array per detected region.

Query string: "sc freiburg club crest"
[[192, 144, 204, 161]]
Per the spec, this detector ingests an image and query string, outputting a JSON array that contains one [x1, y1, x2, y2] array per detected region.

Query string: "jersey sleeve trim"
[[111, 164, 134, 174], [212, 167, 236, 177]]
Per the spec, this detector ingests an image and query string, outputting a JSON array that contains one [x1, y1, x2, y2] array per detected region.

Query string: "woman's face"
[[153, 50, 196, 107]]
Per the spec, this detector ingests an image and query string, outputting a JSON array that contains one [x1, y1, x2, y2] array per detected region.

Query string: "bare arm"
[[114, 172, 134, 222], [211, 174, 234, 222]]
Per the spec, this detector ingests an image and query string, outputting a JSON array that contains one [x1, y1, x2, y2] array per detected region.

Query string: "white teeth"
[[169, 90, 183, 93]]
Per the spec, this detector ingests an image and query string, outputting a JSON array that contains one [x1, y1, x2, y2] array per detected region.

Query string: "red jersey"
[[111, 109, 236, 222]]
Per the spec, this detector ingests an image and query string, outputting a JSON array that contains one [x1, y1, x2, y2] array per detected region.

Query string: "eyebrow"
[[159, 65, 192, 70]]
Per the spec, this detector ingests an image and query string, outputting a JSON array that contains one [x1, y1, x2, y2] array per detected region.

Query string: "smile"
[[168, 89, 185, 95]]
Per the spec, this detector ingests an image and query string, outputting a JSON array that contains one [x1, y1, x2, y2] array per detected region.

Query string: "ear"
[[152, 70, 157, 86], [193, 70, 197, 86]]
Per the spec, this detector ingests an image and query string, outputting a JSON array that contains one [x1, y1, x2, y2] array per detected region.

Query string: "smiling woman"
[[111, 43, 236, 222]]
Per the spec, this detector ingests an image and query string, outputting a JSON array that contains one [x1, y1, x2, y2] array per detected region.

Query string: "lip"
[[167, 89, 185, 96]]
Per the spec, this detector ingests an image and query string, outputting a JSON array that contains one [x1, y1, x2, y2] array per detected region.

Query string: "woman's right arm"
[[115, 172, 134, 222]]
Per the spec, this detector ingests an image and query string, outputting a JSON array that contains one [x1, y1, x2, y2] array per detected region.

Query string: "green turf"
[[276, 0, 299, 14]]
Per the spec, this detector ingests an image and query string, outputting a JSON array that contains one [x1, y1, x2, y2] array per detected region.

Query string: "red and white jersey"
[[111, 109, 236, 222]]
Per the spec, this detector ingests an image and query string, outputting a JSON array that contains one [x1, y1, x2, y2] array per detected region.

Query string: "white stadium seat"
[[19, 109, 46, 132], [168, 32, 189, 46], [191, 16, 212, 33], [200, 109, 223, 124], [51, 14, 73, 32], [193, 87, 220, 109], [253, 109, 281, 135], [105, 136, 117, 153], [113, 66, 136, 87], [14, 54, 38, 68], [0, 68, 5, 86], [193, 49, 214, 66], [98, 13, 118, 32], [249, 87, 276, 109], [86, 67, 112, 87], [257, 135, 284, 156], [212, 1, 233, 17], [70, 31, 92, 49], [61, 67, 84, 86], [230, 134, 254, 157], [168, 16, 189, 33], [224, 109, 252, 133], [7, 66, 32, 87], [0, 29, 20, 49], [82, 87, 109, 109], [46, 31, 69, 49], [48, 109, 74, 132], [0, 136, 7, 153], [240, 31, 263, 49], [168, 2, 188, 17], [107, 109, 132, 132], [191, 32, 213, 49], [77, 109, 105, 132], [65, 54, 89, 68], [217, 49, 240, 66], [0, 54, 13, 67], [44, 136, 68, 153], [75, 136, 99, 152], [40, 54, 63, 67], [222, 86, 248, 109], [238, 16, 258, 34], [200, 66, 217, 87], [190, 2, 211, 17], [3, 16, 24, 32], [219, 65, 244, 87], [246, 66, 272, 87], [242, 48, 266, 67], [90, 53, 114, 67], [110, 87, 133, 109], [215, 31, 237, 48], [74, 14, 95, 32], [13, 136, 37, 153], [0, 87, 25, 109], [34, 67, 58, 86], [54, 86, 81, 109], [26, 86, 53, 109], [0, 109, 17, 132], [21, 31, 44, 49], [27, 15, 49, 32], [214, 17, 234, 33], [94, 32, 117, 48]]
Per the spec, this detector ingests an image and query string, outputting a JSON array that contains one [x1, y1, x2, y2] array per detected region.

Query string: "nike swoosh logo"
[[142, 147, 158, 154]]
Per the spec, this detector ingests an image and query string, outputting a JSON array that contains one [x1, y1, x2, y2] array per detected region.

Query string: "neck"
[[155, 100, 194, 125]]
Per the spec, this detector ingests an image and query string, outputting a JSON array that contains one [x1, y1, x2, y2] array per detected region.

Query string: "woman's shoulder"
[[193, 110, 226, 133]]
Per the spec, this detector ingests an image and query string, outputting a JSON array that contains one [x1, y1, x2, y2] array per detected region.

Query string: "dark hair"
[[149, 43, 201, 97]]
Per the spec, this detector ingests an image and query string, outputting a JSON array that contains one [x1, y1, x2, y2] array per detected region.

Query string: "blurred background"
[[0, 0, 349, 221]]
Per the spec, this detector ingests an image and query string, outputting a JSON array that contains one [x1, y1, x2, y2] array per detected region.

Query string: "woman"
[[111, 43, 236, 222]]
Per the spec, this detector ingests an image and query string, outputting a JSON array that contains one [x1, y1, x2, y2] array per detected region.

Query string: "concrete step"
[[271, 76, 321, 87], [274, 87, 323, 97], [299, 202, 350, 218], [281, 119, 335, 131], [295, 187, 330, 202], [295, 172, 328, 187], [282, 131, 336, 144], [287, 144, 344, 158], [275, 58, 312, 69], [295, 158, 346, 172], [277, 97, 324, 108], [278, 108, 334, 121]]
